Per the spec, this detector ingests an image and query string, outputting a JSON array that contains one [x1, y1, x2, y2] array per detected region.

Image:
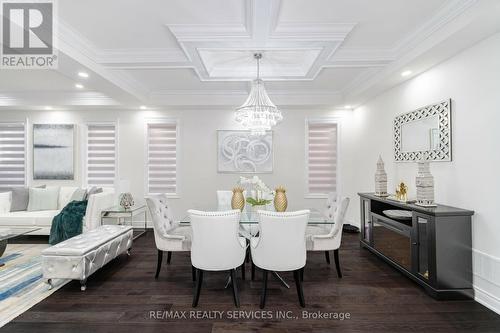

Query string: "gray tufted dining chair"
[[145, 194, 193, 279]]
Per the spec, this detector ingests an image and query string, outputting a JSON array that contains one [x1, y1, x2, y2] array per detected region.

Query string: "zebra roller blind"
[[306, 120, 338, 196], [146, 121, 177, 195], [0, 123, 26, 192], [86, 123, 117, 187]]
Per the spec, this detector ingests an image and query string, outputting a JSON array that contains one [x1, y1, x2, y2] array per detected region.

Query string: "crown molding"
[[149, 89, 342, 106], [391, 0, 478, 57], [271, 22, 356, 41], [166, 24, 251, 42], [0, 91, 119, 106], [344, 0, 499, 106], [56, 20, 149, 102], [96, 48, 189, 65]]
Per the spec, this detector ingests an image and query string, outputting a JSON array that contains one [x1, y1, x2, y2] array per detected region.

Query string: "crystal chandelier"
[[235, 53, 283, 136]]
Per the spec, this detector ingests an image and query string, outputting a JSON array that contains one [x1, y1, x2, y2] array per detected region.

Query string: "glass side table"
[[100, 205, 148, 240]]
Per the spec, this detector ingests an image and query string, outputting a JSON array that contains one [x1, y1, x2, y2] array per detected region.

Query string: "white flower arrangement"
[[238, 176, 274, 206]]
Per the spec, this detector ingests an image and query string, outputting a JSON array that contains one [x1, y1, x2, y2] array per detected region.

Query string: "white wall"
[[341, 32, 500, 313], [0, 107, 352, 220]]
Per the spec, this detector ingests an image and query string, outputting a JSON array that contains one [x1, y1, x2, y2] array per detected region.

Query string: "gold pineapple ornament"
[[274, 186, 288, 212], [231, 187, 245, 211]]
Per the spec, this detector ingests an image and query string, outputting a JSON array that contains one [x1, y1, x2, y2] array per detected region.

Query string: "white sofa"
[[0, 187, 116, 235]]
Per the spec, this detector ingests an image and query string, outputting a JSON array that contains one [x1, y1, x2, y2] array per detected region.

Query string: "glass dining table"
[[179, 208, 334, 229], [179, 208, 334, 288]]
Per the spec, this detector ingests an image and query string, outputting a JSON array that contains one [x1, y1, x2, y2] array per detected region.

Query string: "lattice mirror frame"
[[394, 99, 452, 162]]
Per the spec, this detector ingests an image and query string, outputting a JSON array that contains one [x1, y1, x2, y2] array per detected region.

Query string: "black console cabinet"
[[359, 193, 474, 300]]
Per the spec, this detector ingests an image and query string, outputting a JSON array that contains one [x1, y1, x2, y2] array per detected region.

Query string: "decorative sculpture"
[[415, 160, 436, 207], [119, 193, 134, 210], [231, 187, 245, 211], [374, 155, 388, 197], [395, 182, 408, 202], [274, 186, 288, 212]]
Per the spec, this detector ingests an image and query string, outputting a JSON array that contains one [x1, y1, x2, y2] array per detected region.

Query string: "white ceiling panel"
[[277, 0, 449, 48], [59, 0, 246, 49]]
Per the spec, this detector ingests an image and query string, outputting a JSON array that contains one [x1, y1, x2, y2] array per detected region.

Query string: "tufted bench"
[[42, 225, 133, 291]]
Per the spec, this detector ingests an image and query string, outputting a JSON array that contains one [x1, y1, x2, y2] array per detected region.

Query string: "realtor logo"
[[1, 0, 57, 69]]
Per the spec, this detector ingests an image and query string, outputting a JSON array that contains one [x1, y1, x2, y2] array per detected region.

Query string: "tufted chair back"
[[146, 194, 176, 239], [326, 197, 350, 248], [323, 192, 336, 220], [251, 210, 309, 271], [189, 209, 245, 271], [216, 190, 233, 211]]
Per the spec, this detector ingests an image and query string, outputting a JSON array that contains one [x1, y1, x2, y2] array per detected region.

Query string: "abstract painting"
[[33, 124, 74, 180], [217, 130, 273, 173]]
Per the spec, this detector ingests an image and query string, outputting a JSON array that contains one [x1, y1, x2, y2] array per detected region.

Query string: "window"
[[146, 120, 178, 195], [0, 122, 26, 192], [85, 123, 117, 187], [306, 119, 339, 197]]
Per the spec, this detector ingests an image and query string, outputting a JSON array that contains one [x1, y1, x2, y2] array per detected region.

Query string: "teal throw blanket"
[[49, 200, 88, 245]]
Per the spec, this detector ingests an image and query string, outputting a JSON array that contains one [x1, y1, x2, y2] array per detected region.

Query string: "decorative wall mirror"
[[394, 99, 451, 162]]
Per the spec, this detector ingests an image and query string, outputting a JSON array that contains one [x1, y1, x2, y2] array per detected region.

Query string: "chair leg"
[[167, 251, 172, 264], [294, 269, 305, 308], [300, 267, 304, 282], [325, 251, 331, 264], [245, 241, 250, 263], [155, 250, 163, 279], [334, 249, 342, 278], [192, 269, 203, 307], [260, 269, 268, 309], [191, 265, 196, 282], [230, 269, 240, 307]]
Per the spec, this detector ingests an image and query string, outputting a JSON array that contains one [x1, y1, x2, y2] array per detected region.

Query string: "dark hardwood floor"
[[4, 232, 500, 332]]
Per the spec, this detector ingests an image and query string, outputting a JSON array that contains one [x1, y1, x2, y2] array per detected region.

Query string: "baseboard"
[[473, 249, 500, 315], [474, 284, 500, 314]]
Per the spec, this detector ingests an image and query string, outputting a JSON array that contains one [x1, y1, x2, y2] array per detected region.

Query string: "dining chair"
[[306, 197, 350, 278], [217, 190, 254, 262], [145, 194, 194, 280], [189, 209, 246, 307], [323, 192, 336, 220], [216, 190, 233, 211], [251, 210, 310, 308]]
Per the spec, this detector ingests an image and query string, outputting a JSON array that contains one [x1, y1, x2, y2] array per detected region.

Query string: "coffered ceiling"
[[1, 0, 499, 109]]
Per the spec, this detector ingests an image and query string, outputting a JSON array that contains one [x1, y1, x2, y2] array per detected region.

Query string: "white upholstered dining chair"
[[189, 209, 246, 308], [216, 190, 233, 211], [306, 197, 350, 278], [323, 192, 337, 220], [217, 190, 254, 243], [250, 210, 310, 308], [145, 194, 193, 280]]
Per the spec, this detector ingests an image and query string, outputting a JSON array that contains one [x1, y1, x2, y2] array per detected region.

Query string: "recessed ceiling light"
[[401, 70, 412, 77], [75, 83, 84, 89], [140, 105, 147, 110], [344, 105, 352, 109], [78, 72, 89, 78], [44, 106, 52, 110]]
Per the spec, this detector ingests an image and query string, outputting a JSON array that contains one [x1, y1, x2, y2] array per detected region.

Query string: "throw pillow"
[[0, 191, 11, 214], [70, 188, 87, 202], [85, 187, 103, 200], [27, 187, 59, 212], [10, 185, 46, 212]]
